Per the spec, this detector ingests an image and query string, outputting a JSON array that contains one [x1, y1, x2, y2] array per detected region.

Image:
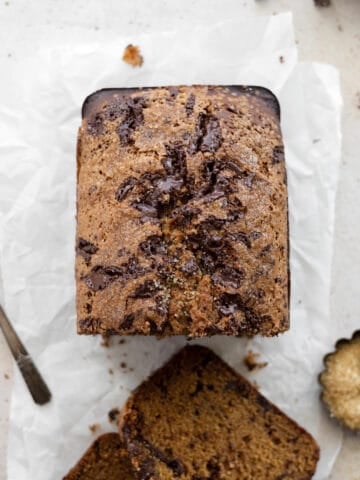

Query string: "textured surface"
[[63, 433, 134, 480], [76, 85, 288, 337], [119, 345, 319, 480]]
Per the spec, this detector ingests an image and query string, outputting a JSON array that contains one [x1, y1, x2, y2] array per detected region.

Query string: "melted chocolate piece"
[[140, 235, 167, 256], [76, 238, 98, 264], [185, 93, 196, 116], [115, 176, 137, 201], [87, 113, 104, 136], [272, 145, 285, 164], [116, 96, 146, 144], [132, 280, 161, 298], [189, 113, 222, 154], [211, 266, 244, 288], [180, 258, 200, 275]]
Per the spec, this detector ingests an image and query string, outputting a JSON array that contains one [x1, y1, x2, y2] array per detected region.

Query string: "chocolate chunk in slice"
[[63, 433, 134, 480], [119, 346, 319, 480]]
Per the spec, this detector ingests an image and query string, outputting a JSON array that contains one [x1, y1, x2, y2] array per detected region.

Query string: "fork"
[[0, 304, 51, 405]]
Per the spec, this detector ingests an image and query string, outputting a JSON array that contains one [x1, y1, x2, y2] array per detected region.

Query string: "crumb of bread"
[[122, 44, 143, 67], [119, 338, 126, 345], [108, 368, 114, 375], [244, 350, 268, 371], [108, 408, 120, 424], [279, 56, 285, 64], [89, 423, 100, 434], [101, 335, 110, 347], [4, 373, 9, 379], [120, 362, 127, 369]]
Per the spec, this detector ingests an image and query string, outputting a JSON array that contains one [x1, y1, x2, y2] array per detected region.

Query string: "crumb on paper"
[[120, 361, 127, 369], [243, 350, 268, 371], [356, 92, 360, 109], [119, 338, 126, 345], [4, 373, 9, 379], [314, 0, 331, 6], [108, 407, 120, 424], [313, 138, 320, 144], [101, 335, 110, 347], [337, 24, 343, 32], [279, 55, 285, 64], [108, 368, 114, 375], [89, 423, 100, 434], [122, 44, 143, 68]]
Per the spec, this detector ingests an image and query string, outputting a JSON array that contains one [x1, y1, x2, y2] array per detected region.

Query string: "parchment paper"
[[0, 13, 343, 480]]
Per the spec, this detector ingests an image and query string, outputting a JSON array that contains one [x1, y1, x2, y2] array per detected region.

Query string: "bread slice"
[[76, 85, 289, 337], [119, 346, 319, 480], [63, 433, 134, 480]]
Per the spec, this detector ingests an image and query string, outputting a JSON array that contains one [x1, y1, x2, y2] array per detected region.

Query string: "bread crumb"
[[108, 368, 114, 375], [314, 0, 331, 6], [120, 362, 127, 369], [119, 338, 126, 345], [243, 350, 268, 371], [4, 373, 9, 379], [108, 407, 120, 424], [122, 44, 143, 67], [101, 335, 110, 347], [356, 92, 360, 110], [279, 56, 285, 64], [89, 423, 100, 434]]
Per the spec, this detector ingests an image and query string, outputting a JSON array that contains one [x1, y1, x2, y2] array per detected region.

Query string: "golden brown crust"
[[319, 331, 360, 431], [76, 85, 289, 337], [119, 345, 319, 480], [63, 433, 134, 480]]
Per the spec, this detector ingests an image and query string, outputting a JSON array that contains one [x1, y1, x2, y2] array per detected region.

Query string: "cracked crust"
[[119, 346, 319, 480], [76, 85, 289, 337]]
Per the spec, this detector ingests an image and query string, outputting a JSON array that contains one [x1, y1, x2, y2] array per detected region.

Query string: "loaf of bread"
[[76, 85, 289, 337], [63, 433, 134, 480], [119, 346, 319, 480]]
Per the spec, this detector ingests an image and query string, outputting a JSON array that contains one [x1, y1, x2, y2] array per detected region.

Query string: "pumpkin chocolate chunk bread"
[[119, 346, 319, 480], [76, 85, 289, 336], [63, 433, 135, 480]]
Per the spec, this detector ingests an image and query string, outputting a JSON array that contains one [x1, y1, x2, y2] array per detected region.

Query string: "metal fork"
[[0, 304, 51, 405]]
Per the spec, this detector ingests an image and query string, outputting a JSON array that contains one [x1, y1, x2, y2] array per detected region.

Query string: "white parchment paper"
[[0, 13, 343, 480]]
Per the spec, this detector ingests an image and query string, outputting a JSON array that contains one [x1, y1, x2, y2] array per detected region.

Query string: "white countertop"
[[0, 1, 359, 479]]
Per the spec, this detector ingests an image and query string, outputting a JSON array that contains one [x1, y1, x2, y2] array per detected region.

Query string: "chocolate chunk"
[[180, 258, 199, 275], [171, 206, 200, 227], [87, 113, 104, 136], [257, 394, 271, 412], [229, 232, 251, 249], [76, 238, 98, 265], [272, 145, 284, 164], [119, 313, 135, 330], [224, 380, 250, 398], [83, 265, 124, 291], [132, 280, 161, 298], [116, 96, 146, 144], [162, 144, 187, 178], [201, 117, 222, 153], [167, 459, 186, 476], [115, 176, 137, 201], [79, 317, 101, 333], [212, 266, 244, 288], [185, 93, 196, 116], [189, 113, 222, 154], [140, 235, 167, 256]]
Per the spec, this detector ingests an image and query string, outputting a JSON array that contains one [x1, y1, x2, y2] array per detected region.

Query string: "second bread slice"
[[119, 345, 319, 480]]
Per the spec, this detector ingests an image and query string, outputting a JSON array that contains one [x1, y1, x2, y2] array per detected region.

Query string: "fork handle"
[[0, 305, 51, 405]]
